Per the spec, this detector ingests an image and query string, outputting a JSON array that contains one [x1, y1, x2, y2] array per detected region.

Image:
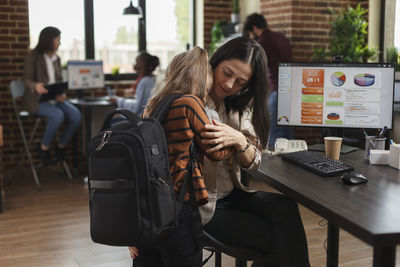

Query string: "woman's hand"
[[35, 83, 48, 95], [128, 246, 139, 259], [201, 120, 248, 153], [55, 93, 67, 103], [109, 97, 118, 104]]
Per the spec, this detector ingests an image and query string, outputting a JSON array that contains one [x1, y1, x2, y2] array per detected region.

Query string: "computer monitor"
[[67, 60, 104, 90], [277, 62, 395, 130]]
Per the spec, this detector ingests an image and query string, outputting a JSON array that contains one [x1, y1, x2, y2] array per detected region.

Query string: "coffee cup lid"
[[324, 136, 343, 141]]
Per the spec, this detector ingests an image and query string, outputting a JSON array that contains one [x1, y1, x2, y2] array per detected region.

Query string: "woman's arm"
[[201, 120, 256, 168], [117, 77, 155, 114], [181, 96, 233, 161], [24, 51, 47, 95]]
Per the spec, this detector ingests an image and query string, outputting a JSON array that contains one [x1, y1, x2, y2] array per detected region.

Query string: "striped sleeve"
[[174, 95, 233, 161]]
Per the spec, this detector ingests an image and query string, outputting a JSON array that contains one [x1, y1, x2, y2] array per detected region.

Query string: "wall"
[[259, 0, 369, 143], [0, 0, 30, 169], [260, 0, 369, 62], [239, 0, 260, 22], [368, 0, 381, 53], [203, 0, 232, 50]]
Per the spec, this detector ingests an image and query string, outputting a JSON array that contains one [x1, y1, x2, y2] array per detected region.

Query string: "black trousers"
[[204, 189, 310, 267], [132, 201, 202, 267]]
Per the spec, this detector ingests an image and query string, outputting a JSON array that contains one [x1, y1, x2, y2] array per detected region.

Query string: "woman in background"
[[23, 26, 81, 165], [111, 52, 159, 116]]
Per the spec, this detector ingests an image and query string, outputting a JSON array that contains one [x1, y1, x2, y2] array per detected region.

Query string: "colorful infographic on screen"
[[277, 63, 394, 129], [67, 60, 104, 89]]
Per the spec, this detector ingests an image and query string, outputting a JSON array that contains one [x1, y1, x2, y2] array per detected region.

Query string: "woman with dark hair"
[[23, 26, 81, 165], [200, 37, 310, 267], [111, 52, 160, 116]]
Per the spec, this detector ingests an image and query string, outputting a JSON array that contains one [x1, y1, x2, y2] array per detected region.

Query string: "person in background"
[[129, 47, 233, 267], [244, 13, 294, 147], [23, 26, 81, 165], [200, 37, 310, 267], [110, 53, 159, 116]]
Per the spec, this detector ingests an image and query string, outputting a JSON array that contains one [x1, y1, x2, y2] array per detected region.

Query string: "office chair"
[[10, 80, 73, 188], [202, 230, 267, 267]]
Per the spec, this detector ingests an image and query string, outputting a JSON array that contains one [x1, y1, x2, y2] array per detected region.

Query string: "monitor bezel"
[[276, 62, 395, 130]]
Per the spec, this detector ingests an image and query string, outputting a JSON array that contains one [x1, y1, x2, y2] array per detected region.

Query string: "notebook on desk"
[[40, 82, 68, 102]]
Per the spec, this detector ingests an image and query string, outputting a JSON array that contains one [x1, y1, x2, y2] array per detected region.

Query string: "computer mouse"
[[340, 173, 368, 185]]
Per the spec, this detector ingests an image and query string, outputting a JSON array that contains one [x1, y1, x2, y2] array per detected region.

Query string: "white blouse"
[[199, 96, 262, 224], [43, 53, 57, 84]]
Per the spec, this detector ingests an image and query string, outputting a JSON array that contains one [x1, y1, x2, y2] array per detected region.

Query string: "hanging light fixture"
[[123, 0, 143, 17]]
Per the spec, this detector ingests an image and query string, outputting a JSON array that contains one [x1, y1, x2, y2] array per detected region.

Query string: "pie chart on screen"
[[330, 72, 346, 86], [354, 73, 375, 86]]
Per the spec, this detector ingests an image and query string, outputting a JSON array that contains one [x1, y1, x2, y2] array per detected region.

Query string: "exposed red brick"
[[0, 21, 15, 27], [9, 13, 27, 20], [9, 0, 26, 6], [10, 28, 28, 34], [0, 6, 13, 12]]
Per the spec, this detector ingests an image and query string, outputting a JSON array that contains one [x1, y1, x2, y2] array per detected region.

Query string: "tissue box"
[[370, 150, 390, 165], [390, 145, 400, 169]]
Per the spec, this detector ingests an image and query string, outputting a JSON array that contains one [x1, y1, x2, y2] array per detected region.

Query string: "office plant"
[[209, 19, 228, 54], [313, 4, 377, 62], [386, 46, 400, 71]]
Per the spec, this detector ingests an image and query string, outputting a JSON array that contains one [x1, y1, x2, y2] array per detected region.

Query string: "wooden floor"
[[1, 166, 399, 267]]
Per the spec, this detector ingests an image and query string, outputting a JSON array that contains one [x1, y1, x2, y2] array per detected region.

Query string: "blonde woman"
[[130, 47, 232, 267]]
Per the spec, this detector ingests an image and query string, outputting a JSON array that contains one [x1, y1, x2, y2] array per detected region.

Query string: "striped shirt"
[[145, 95, 232, 205]]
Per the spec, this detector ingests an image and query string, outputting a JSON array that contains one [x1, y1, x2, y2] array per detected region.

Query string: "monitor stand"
[[308, 128, 358, 154]]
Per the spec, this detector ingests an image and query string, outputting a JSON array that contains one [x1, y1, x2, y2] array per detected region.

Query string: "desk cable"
[[319, 219, 338, 266]]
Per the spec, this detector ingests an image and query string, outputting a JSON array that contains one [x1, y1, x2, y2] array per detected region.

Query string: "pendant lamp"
[[123, 0, 143, 17]]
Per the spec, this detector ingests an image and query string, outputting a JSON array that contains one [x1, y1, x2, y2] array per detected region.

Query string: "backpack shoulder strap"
[[152, 93, 183, 122]]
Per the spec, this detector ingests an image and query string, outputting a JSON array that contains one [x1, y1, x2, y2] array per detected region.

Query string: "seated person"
[[110, 53, 159, 116], [23, 26, 81, 165]]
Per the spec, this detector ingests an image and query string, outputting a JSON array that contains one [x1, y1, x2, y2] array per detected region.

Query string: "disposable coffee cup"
[[365, 136, 386, 160], [324, 137, 342, 160]]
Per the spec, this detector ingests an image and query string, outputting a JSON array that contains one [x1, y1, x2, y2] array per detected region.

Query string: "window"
[[94, 0, 140, 74], [147, 0, 193, 70], [28, 0, 85, 66], [395, 1, 400, 50], [29, 0, 194, 74]]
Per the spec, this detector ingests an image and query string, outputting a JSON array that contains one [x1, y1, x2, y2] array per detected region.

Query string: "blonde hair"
[[146, 46, 209, 117]]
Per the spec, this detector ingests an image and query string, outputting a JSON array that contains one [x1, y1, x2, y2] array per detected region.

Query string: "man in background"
[[244, 13, 293, 148]]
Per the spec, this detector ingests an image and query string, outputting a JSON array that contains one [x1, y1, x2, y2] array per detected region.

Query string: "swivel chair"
[[202, 230, 267, 267], [10, 80, 72, 188]]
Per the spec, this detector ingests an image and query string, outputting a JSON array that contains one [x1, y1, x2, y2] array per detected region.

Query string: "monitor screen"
[[277, 62, 395, 129], [67, 60, 104, 90]]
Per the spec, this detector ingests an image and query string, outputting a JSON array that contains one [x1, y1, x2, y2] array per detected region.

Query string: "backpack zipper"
[[158, 177, 168, 186], [96, 130, 112, 151]]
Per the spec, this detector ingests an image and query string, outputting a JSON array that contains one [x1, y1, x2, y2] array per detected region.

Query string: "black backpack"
[[87, 94, 199, 248]]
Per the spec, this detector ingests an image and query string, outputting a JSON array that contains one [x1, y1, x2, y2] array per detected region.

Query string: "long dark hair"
[[35, 26, 61, 54], [210, 37, 269, 148], [139, 52, 160, 76]]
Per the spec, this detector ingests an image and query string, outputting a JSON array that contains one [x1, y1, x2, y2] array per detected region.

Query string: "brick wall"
[[260, 0, 369, 143], [203, 0, 232, 50], [261, 0, 368, 62], [0, 0, 30, 169]]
